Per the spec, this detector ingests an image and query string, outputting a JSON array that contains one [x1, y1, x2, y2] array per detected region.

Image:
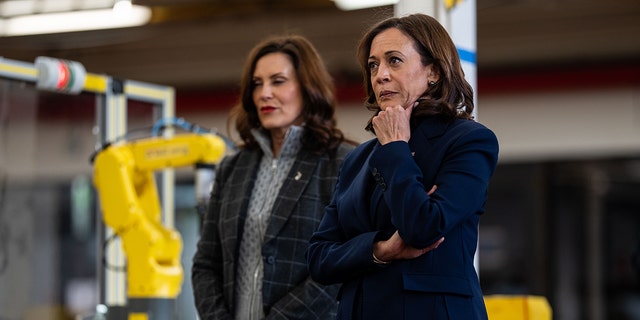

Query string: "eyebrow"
[[369, 50, 403, 60], [253, 72, 287, 80]]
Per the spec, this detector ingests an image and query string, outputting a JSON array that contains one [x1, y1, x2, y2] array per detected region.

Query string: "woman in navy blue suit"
[[306, 14, 499, 319]]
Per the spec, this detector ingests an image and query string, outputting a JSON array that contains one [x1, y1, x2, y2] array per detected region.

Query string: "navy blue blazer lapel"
[[264, 150, 318, 243], [412, 115, 450, 141], [345, 140, 384, 233], [410, 116, 451, 163], [367, 142, 385, 223]]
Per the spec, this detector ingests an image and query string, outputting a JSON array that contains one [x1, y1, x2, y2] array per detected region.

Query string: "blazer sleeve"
[[307, 141, 386, 285], [307, 201, 381, 285], [369, 124, 499, 248], [192, 155, 235, 320]]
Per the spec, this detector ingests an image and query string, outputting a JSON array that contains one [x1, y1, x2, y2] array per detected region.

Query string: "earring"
[[428, 81, 436, 86]]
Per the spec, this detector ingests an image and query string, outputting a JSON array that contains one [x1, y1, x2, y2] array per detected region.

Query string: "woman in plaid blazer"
[[192, 34, 355, 320]]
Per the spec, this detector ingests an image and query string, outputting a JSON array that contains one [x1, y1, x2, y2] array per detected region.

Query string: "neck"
[[270, 130, 287, 158]]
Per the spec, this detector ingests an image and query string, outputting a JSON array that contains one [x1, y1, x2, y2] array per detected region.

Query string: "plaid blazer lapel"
[[220, 149, 260, 263], [263, 150, 319, 243]]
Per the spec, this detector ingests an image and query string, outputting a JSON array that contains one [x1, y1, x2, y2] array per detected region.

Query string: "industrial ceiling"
[[1, 0, 639, 90]]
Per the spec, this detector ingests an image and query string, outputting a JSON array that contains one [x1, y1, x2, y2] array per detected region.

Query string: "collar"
[[250, 125, 304, 159], [413, 115, 453, 139]]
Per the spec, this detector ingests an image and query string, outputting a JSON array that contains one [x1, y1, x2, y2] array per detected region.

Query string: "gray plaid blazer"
[[192, 143, 354, 320]]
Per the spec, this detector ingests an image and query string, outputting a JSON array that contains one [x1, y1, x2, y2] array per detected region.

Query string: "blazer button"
[[266, 256, 275, 264]]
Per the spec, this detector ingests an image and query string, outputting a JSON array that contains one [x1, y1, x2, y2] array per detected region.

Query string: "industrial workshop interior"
[[1, 0, 639, 319]]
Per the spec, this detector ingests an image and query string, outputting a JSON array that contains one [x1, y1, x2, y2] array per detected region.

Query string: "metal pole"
[[585, 164, 606, 320]]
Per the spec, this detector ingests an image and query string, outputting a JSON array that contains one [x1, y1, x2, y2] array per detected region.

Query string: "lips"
[[379, 90, 395, 99], [260, 106, 276, 113]]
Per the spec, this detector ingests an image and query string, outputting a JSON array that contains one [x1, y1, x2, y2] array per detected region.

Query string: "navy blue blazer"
[[307, 116, 498, 320]]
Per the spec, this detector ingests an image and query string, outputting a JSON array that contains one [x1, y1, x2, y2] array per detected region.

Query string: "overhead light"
[[113, 0, 133, 14], [0, 4, 151, 37], [332, 0, 399, 11], [0, 0, 118, 17]]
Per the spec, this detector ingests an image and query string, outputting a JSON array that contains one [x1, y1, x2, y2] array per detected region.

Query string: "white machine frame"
[[0, 56, 177, 313]]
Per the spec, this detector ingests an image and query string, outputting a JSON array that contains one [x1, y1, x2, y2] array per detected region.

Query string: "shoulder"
[[218, 149, 242, 169], [341, 138, 376, 166], [307, 142, 359, 174], [444, 119, 499, 160], [412, 117, 498, 159], [351, 138, 377, 154], [449, 119, 498, 144], [217, 148, 260, 176], [452, 118, 493, 132], [312, 141, 358, 164], [334, 141, 357, 160], [416, 117, 497, 143]]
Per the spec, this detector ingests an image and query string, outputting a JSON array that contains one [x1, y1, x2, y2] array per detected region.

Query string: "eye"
[[368, 61, 379, 70], [272, 77, 287, 85], [252, 79, 263, 88], [389, 56, 402, 65]]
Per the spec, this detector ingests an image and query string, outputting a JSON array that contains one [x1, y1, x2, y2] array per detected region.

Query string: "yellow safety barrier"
[[484, 295, 552, 320], [129, 313, 149, 320]]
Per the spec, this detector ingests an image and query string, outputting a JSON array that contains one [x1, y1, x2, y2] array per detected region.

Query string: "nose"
[[374, 63, 390, 84], [258, 84, 273, 100]]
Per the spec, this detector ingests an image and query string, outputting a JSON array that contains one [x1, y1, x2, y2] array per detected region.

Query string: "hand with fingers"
[[372, 185, 443, 264], [372, 101, 417, 145]]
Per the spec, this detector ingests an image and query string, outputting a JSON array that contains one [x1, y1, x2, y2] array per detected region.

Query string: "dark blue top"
[[307, 116, 499, 320]]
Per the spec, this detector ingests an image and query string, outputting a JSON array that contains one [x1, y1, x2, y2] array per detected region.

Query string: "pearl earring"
[[429, 81, 436, 85]]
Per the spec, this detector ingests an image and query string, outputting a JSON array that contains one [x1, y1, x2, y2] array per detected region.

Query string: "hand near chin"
[[372, 102, 416, 145]]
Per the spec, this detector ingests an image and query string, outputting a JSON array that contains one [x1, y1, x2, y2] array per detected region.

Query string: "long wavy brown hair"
[[357, 14, 475, 133], [228, 34, 351, 155]]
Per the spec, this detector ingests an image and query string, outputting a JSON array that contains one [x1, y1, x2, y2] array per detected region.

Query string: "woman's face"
[[252, 52, 304, 135], [368, 28, 438, 111]]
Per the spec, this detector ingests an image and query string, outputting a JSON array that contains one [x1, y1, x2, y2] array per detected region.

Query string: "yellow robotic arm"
[[92, 133, 225, 299]]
